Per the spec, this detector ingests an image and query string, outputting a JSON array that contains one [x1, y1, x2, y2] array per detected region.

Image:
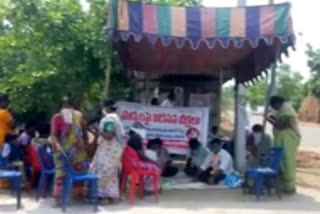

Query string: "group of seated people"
[[0, 103, 270, 207], [128, 126, 235, 186], [0, 122, 53, 189]]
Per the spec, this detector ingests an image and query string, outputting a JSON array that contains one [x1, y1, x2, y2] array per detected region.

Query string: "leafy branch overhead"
[[0, 0, 129, 119]]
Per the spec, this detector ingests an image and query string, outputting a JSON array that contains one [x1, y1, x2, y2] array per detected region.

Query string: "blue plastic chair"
[[0, 170, 22, 209], [36, 146, 55, 201], [243, 147, 284, 201], [60, 153, 98, 212], [0, 155, 7, 168]]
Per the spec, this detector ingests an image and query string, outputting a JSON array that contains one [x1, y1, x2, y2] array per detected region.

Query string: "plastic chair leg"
[[36, 173, 46, 201], [242, 172, 249, 195], [15, 176, 22, 209], [120, 173, 128, 199], [265, 177, 271, 196], [152, 174, 159, 203], [275, 175, 282, 200], [129, 173, 137, 205], [139, 175, 144, 199], [255, 175, 263, 201], [92, 179, 98, 212], [62, 179, 73, 212]]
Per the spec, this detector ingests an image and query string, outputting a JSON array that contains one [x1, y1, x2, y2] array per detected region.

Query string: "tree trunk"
[[103, 58, 112, 98]]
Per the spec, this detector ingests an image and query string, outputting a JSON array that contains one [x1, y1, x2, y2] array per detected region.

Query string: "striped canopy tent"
[[106, 0, 295, 84]]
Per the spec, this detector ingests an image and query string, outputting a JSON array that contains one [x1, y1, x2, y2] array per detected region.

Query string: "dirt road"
[[252, 115, 320, 150]]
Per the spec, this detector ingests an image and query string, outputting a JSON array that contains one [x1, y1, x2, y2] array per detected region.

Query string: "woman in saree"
[[268, 96, 301, 194], [89, 100, 125, 204], [51, 97, 90, 204]]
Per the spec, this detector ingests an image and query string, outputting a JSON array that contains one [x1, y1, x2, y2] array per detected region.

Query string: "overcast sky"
[[202, 0, 320, 81]]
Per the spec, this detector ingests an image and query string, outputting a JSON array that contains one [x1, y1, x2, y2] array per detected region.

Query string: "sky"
[[202, 0, 320, 81]]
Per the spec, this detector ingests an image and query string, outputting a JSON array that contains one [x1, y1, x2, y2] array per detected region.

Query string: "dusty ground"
[[297, 151, 320, 191], [1, 186, 320, 214]]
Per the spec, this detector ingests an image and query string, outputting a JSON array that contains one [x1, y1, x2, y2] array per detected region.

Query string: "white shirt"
[[145, 149, 157, 162], [210, 149, 234, 176], [161, 99, 174, 107]]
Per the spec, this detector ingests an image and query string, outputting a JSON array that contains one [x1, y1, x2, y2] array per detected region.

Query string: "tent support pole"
[[145, 72, 150, 104], [261, 0, 277, 136], [234, 0, 247, 173], [217, 69, 223, 126]]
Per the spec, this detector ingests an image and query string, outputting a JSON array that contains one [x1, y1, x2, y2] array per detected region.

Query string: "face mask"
[[211, 147, 221, 154]]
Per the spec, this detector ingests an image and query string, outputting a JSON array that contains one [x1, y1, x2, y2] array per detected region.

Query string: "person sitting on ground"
[[184, 138, 211, 180], [199, 138, 234, 185], [146, 138, 179, 178], [161, 90, 176, 107], [122, 135, 161, 193], [246, 124, 272, 166]]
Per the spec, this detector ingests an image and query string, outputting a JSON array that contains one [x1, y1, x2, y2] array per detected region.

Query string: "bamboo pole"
[[217, 70, 223, 126]]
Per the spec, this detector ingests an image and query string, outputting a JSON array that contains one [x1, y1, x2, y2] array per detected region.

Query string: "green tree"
[[0, 0, 130, 121], [247, 80, 268, 110], [306, 44, 320, 97], [277, 64, 304, 110], [247, 64, 304, 110]]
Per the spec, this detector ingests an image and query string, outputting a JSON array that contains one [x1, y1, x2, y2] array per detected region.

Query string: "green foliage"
[[221, 86, 234, 111], [247, 80, 268, 110], [0, 0, 130, 121], [306, 44, 320, 98], [247, 64, 304, 110]]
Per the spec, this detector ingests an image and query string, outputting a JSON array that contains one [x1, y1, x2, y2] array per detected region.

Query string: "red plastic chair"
[[120, 147, 160, 205]]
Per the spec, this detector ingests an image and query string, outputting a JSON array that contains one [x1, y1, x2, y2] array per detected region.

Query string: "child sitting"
[[29, 123, 53, 188], [1, 134, 23, 167], [0, 134, 26, 183]]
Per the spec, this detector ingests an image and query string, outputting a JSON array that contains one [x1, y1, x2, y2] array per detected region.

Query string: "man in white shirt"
[[199, 138, 234, 185], [161, 91, 176, 107]]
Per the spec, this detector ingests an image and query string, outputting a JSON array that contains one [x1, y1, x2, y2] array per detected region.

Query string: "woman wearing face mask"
[[88, 99, 125, 204], [199, 138, 234, 185], [268, 96, 301, 194], [50, 97, 90, 205]]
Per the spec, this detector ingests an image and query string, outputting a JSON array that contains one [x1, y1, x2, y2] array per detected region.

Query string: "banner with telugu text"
[[117, 102, 209, 154]]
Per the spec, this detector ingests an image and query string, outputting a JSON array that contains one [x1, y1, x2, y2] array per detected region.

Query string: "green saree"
[[273, 103, 301, 193]]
